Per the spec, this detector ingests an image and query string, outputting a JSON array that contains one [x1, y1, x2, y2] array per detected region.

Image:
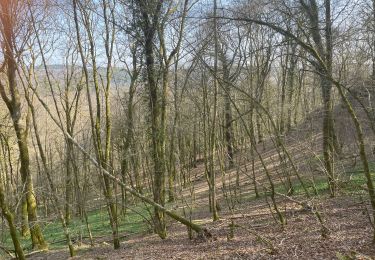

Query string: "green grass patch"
[[338, 161, 375, 193], [237, 161, 375, 204], [0, 203, 151, 255], [279, 162, 375, 197]]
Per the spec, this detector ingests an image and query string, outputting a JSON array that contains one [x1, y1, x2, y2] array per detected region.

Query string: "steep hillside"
[[24, 103, 375, 259]]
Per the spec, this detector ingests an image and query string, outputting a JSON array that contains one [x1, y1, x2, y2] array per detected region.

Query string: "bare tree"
[[0, 0, 47, 249]]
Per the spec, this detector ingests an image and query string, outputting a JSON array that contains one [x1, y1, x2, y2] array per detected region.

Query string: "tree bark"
[[0, 173, 25, 259], [0, 1, 47, 249]]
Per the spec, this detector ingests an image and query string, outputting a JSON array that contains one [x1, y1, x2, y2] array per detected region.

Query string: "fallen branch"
[[11, 250, 46, 260], [0, 244, 15, 258], [24, 250, 46, 258]]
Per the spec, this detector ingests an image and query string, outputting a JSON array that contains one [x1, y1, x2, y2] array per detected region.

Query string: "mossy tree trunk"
[[157, 0, 189, 203], [300, 0, 337, 196], [0, 1, 47, 250], [135, 0, 166, 239], [219, 51, 235, 169], [0, 167, 25, 259], [25, 89, 75, 256]]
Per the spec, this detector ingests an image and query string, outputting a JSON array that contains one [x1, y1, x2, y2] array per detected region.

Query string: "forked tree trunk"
[[72, 0, 120, 249]]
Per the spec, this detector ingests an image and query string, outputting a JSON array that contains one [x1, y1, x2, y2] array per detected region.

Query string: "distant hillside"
[[34, 64, 131, 89]]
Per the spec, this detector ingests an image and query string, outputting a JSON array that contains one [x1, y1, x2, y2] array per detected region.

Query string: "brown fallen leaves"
[[27, 195, 375, 260]]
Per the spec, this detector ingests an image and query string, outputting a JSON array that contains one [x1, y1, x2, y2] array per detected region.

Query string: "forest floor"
[[27, 195, 375, 259], [15, 105, 375, 259]]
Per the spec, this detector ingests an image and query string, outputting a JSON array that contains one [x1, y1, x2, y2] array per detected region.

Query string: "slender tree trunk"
[[0, 176, 25, 259], [72, 0, 120, 249], [300, 0, 336, 196], [221, 54, 235, 169], [210, 0, 220, 221], [279, 45, 289, 133], [333, 79, 375, 241], [286, 44, 297, 132], [27, 95, 75, 256], [372, 0, 375, 81], [321, 74, 335, 196], [65, 135, 74, 224]]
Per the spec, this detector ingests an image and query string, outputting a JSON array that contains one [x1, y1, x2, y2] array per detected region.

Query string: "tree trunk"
[[135, 0, 168, 238], [0, 177, 25, 259], [221, 54, 235, 169], [0, 1, 47, 249]]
